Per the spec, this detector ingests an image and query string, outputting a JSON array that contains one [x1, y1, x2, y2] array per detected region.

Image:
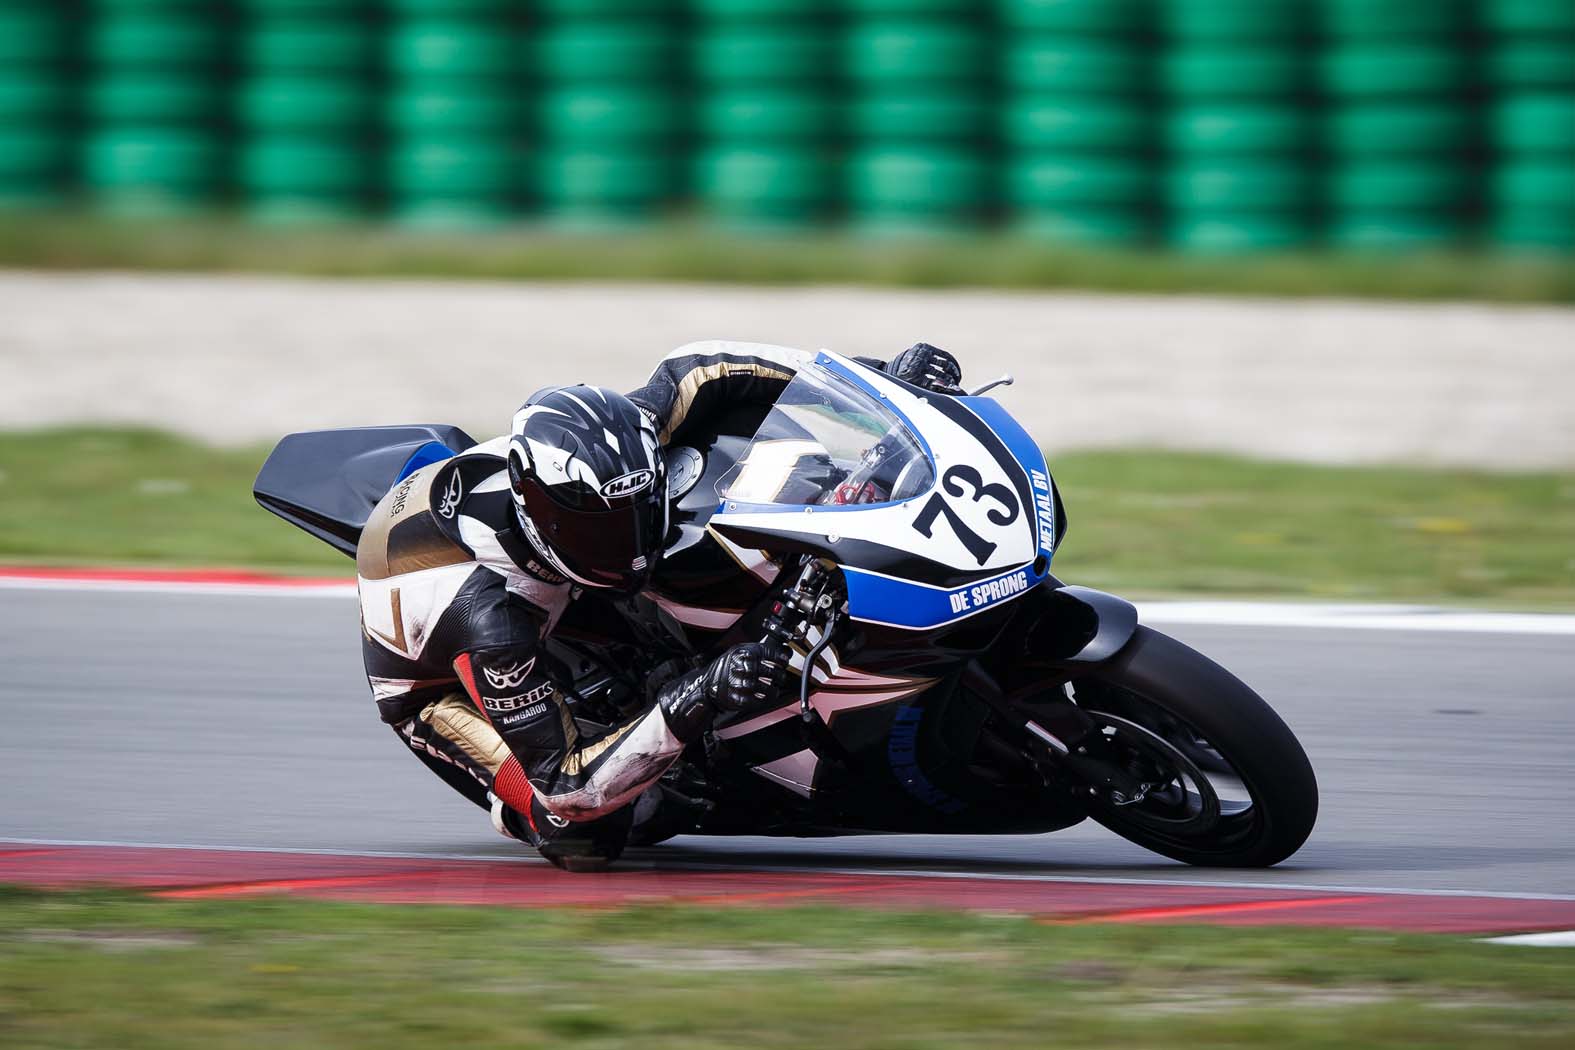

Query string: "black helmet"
[[506, 385, 667, 593]]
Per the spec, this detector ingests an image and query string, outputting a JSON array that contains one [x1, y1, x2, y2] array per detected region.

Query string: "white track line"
[[5, 836, 1574, 903], [1137, 600, 1575, 636], [4, 574, 1575, 636], [1483, 931, 1575, 946]]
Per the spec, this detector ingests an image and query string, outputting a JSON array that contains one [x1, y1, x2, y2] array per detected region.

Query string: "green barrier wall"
[[386, 0, 524, 226], [1002, 0, 1153, 246], [534, 0, 682, 222], [1485, 0, 1575, 249], [692, 1, 836, 225], [843, 3, 991, 230], [1161, 0, 1313, 252], [237, 0, 379, 223], [0, 1, 71, 208], [81, 0, 229, 214], [1320, 0, 1475, 249], [0, 0, 1570, 253]]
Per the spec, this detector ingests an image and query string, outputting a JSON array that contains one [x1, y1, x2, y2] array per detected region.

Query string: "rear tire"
[[1072, 626, 1318, 867]]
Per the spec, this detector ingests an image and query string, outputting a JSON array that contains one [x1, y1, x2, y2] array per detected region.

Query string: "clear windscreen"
[[717, 362, 935, 507]]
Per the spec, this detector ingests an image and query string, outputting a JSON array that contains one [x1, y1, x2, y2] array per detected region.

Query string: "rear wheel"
[[1059, 626, 1317, 867]]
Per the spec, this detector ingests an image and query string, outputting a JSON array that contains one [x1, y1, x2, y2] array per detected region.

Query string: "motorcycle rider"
[[356, 341, 964, 870]]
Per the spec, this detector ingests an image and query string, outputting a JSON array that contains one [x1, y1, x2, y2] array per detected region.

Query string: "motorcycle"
[[256, 349, 1317, 867]]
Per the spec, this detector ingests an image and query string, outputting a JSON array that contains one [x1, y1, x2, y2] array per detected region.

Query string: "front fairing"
[[639, 352, 1078, 822], [710, 351, 1059, 631]]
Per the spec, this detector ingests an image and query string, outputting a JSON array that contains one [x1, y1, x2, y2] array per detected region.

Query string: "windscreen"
[[717, 362, 934, 508]]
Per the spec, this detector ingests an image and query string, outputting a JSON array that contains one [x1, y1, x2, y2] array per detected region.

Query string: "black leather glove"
[[706, 641, 785, 712], [886, 342, 963, 393], [658, 642, 787, 742]]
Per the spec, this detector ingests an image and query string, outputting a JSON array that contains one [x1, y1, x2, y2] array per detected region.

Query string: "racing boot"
[[492, 792, 633, 873], [408, 694, 627, 869]]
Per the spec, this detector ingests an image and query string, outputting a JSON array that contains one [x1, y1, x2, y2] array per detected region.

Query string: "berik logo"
[[482, 681, 554, 714], [601, 469, 654, 498]]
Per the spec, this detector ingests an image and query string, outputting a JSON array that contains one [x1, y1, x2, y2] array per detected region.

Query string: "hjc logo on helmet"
[[601, 469, 655, 498]]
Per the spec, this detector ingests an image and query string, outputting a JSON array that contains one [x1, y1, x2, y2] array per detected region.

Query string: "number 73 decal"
[[911, 464, 1019, 565]]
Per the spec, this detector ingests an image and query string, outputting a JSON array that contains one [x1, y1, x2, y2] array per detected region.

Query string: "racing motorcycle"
[[256, 350, 1317, 867]]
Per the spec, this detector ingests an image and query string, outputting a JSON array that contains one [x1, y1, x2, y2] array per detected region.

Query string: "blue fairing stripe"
[[839, 394, 1054, 629], [843, 562, 1046, 630], [957, 396, 1056, 564], [396, 441, 457, 481]]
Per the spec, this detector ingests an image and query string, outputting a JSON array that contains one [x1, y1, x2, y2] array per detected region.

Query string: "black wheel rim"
[[1073, 681, 1266, 856]]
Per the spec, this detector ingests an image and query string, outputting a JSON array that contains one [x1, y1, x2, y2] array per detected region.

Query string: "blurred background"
[[1, 0, 1573, 600], [3, 7, 1575, 1044], [0, 0, 1570, 252]]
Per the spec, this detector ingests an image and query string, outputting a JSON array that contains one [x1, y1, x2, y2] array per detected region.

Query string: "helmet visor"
[[518, 480, 667, 592]]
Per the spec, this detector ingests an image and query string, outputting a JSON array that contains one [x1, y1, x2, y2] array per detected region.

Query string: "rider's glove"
[[658, 643, 786, 742], [886, 342, 963, 394], [705, 641, 783, 712]]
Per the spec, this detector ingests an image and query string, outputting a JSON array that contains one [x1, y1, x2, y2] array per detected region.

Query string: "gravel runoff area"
[[2, 270, 1572, 468]]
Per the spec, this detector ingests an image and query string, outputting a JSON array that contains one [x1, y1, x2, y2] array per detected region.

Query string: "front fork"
[[974, 578, 1150, 806], [968, 664, 1153, 808]]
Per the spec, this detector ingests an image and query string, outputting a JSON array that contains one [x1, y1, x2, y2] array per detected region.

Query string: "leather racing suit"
[[358, 341, 814, 860], [357, 340, 957, 863]]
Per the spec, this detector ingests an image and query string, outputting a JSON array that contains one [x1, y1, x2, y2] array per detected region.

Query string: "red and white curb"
[[4, 838, 1574, 934], [4, 566, 1575, 636]]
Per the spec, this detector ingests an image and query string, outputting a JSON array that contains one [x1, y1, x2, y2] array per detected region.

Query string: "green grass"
[[2, 428, 1573, 605], [1047, 452, 1575, 607], [3, 211, 1574, 302], [0, 429, 343, 574], [0, 888, 1571, 1049]]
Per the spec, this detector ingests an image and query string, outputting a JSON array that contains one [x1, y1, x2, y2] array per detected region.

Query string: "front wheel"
[[1063, 626, 1318, 867]]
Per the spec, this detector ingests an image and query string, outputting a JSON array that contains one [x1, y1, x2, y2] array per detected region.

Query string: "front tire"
[[1069, 626, 1318, 867]]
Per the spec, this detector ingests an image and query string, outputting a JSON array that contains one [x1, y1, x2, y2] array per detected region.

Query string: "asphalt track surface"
[[3, 584, 1573, 904]]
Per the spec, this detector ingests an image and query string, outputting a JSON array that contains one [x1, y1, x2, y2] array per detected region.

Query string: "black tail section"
[[253, 425, 478, 557]]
